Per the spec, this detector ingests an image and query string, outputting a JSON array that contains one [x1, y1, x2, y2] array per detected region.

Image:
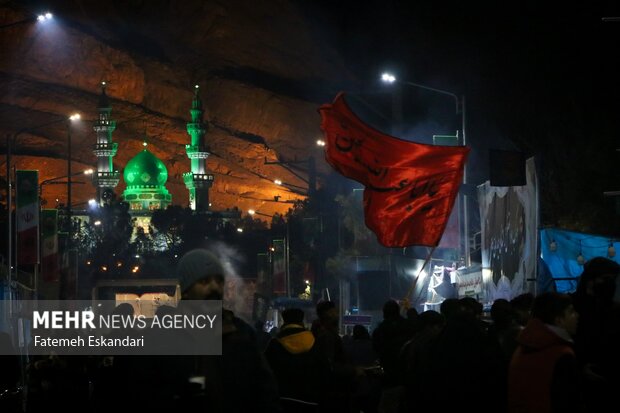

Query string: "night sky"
[[308, 1, 619, 154], [5, 0, 620, 233], [304, 1, 620, 233]]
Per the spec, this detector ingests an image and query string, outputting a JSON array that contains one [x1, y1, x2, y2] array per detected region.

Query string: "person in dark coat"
[[486, 299, 522, 412], [344, 325, 376, 368], [371, 300, 414, 387], [177, 248, 281, 413], [312, 300, 358, 413], [127, 248, 281, 413], [488, 299, 522, 361], [372, 300, 415, 413], [571, 256, 620, 410], [265, 308, 328, 412], [399, 310, 445, 412], [344, 325, 380, 413], [423, 297, 503, 412], [92, 303, 141, 413], [510, 293, 534, 327]]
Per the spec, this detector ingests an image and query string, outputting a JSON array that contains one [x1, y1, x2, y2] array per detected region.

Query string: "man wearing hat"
[[175, 248, 281, 412], [178, 248, 227, 301]]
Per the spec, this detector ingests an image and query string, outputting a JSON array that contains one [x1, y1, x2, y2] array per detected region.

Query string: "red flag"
[[319, 93, 469, 247]]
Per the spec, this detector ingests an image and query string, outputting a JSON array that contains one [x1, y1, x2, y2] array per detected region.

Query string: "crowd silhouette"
[[1, 252, 619, 413]]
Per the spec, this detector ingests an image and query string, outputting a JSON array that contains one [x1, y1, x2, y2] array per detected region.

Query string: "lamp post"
[[64, 114, 81, 300], [0, 11, 53, 29], [5, 113, 80, 307], [39, 169, 93, 201], [272, 178, 308, 196], [381, 72, 470, 266], [66, 114, 81, 251]]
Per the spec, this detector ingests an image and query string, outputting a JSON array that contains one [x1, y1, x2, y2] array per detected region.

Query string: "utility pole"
[[5, 134, 13, 314], [67, 120, 72, 248]]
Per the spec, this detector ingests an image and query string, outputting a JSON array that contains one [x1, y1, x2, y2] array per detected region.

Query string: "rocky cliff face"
[[1, 1, 349, 217]]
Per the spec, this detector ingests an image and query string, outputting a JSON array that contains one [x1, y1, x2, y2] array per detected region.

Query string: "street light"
[[381, 73, 396, 83], [0, 11, 53, 29], [380, 72, 462, 119], [36, 12, 53, 22], [5, 113, 80, 306], [248, 209, 277, 218], [381, 72, 471, 266], [271, 178, 308, 197], [39, 169, 93, 202]]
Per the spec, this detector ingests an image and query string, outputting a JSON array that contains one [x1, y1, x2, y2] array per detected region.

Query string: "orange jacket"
[[508, 318, 577, 413]]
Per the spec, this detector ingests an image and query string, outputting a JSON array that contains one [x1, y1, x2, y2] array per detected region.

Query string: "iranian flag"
[[16, 170, 39, 266], [41, 209, 59, 281]]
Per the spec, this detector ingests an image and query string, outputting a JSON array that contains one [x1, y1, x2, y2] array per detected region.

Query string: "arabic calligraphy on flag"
[[319, 93, 469, 247]]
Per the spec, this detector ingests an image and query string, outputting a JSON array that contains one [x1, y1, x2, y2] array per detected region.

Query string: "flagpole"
[[13, 165, 19, 301], [6, 134, 12, 317], [403, 246, 436, 310], [461, 95, 470, 267]]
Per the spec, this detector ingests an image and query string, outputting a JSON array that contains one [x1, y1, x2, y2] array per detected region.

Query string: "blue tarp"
[[540, 228, 620, 293]]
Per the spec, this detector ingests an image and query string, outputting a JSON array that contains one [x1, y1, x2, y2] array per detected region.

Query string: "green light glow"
[[122, 148, 171, 211]]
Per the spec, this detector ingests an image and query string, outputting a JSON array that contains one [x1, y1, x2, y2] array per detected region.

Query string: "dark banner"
[[272, 239, 286, 295]]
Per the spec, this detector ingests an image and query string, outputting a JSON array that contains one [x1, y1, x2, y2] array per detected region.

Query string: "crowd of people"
[[1, 250, 619, 412]]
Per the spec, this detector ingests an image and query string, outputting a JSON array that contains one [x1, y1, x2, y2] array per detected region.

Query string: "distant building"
[[88, 82, 237, 222], [122, 142, 172, 212], [184, 85, 215, 212], [92, 81, 121, 205], [51, 82, 240, 245]]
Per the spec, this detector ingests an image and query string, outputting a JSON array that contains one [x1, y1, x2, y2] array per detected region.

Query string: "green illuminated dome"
[[123, 148, 168, 187], [122, 144, 172, 212]]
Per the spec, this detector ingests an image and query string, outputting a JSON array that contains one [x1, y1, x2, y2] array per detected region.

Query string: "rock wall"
[[1, 1, 349, 217]]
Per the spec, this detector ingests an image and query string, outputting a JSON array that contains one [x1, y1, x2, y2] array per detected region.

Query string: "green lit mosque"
[[122, 143, 172, 211], [91, 82, 214, 215]]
